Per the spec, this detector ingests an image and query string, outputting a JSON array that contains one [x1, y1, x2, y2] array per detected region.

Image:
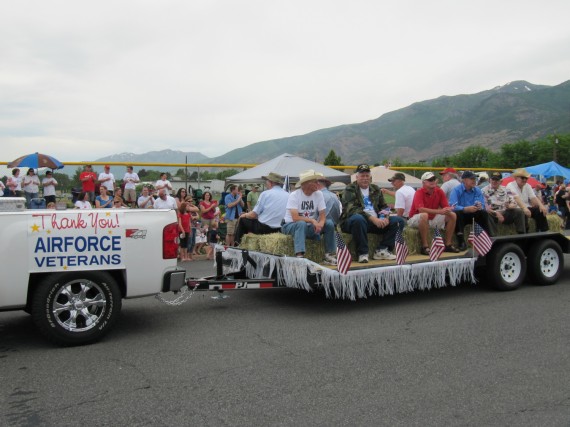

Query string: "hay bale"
[[240, 234, 262, 252]]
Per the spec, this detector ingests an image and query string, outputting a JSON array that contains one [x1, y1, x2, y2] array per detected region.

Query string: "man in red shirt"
[[407, 172, 460, 255], [80, 165, 98, 203]]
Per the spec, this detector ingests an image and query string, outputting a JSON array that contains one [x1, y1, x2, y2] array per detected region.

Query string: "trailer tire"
[[31, 272, 122, 346], [526, 239, 563, 286], [487, 243, 526, 291]]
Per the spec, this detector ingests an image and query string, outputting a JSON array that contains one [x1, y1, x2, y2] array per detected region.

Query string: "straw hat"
[[512, 168, 531, 178], [298, 169, 323, 185]]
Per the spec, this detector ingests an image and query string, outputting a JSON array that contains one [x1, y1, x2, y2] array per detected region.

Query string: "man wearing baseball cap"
[[388, 172, 415, 219], [339, 164, 405, 263], [448, 170, 494, 250], [408, 172, 460, 255], [439, 167, 461, 200], [481, 172, 526, 235], [97, 165, 115, 197]]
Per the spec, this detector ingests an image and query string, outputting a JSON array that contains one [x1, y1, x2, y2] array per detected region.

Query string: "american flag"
[[468, 222, 493, 256], [395, 226, 408, 265], [284, 175, 290, 193], [335, 232, 352, 275], [429, 228, 445, 261]]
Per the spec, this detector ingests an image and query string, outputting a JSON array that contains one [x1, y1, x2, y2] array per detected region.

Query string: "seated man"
[[235, 172, 289, 244], [389, 172, 415, 220], [281, 170, 337, 265], [448, 170, 494, 250], [407, 172, 460, 255], [506, 168, 549, 232], [316, 176, 342, 225], [340, 164, 405, 263], [482, 172, 526, 235], [439, 167, 461, 200]]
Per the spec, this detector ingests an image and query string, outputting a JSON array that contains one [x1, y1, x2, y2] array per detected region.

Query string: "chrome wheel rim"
[[52, 280, 107, 332]]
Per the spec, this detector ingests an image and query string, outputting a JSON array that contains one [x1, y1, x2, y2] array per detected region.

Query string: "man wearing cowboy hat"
[[340, 164, 405, 263], [235, 172, 289, 244], [505, 168, 549, 232], [282, 170, 337, 265]]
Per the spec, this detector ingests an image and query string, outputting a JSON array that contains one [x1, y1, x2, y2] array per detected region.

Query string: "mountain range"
[[94, 79, 570, 169]]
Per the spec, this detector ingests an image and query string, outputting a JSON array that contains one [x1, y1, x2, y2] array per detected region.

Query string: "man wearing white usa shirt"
[[281, 170, 337, 265]]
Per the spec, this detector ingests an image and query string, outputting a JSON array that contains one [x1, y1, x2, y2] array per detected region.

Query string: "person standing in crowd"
[[555, 182, 570, 229], [0, 178, 5, 197], [154, 188, 177, 209], [7, 168, 23, 197], [177, 202, 192, 261], [155, 173, 172, 194], [224, 185, 245, 246], [340, 164, 404, 263], [206, 221, 220, 260], [137, 186, 154, 209], [80, 165, 98, 203], [123, 166, 140, 208], [199, 191, 218, 228], [41, 170, 58, 205], [482, 171, 526, 235], [235, 172, 289, 245], [74, 192, 92, 209], [448, 170, 494, 250], [98, 165, 115, 197], [246, 185, 261, 211], [281, 170, 337, 264], [174, 188, 188, 209], [95, 186, 113, 208], [407, 172, 459, 255], [22, 168, 40, 206], [389, 172, 415, 220], [439, 167, 461, 200], [506, 168, 549, 232]]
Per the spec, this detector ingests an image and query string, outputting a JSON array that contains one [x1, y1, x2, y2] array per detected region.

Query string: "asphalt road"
[[1, 257, 570, 426]]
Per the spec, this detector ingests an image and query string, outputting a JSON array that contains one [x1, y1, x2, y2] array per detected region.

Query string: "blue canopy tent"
[[525, 161, 570, 179]]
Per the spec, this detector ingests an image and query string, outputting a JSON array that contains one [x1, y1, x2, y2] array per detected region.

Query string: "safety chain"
[[155, 283, 197, 306]]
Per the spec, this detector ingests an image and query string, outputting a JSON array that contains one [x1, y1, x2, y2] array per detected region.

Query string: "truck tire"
[[526, 239, 563, 286], [487, 243, 526, 291], [31, 272, 122, 346]]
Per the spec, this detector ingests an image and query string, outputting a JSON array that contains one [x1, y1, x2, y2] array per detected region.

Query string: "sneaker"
[[358, 254, 369, 263], [373, 248, 396, 260], [323, 253, 337, 265]]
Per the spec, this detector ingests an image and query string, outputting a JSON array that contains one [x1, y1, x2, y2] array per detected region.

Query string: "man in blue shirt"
[[448, 170, 494, 250], [235, 172, 289, 245]]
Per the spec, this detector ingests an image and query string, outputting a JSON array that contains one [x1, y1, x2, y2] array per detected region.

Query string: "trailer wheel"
[[487, 243, 526, 291], [31, 272, 122, 346], [526, 239, 563, 286]]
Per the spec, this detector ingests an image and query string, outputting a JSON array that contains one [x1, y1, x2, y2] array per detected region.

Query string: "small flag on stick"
[[468, 222, 493, 256], [429, 228, 445, 261], [283, 175, 290, 193], [335, 232, 352, 275], [395, 226, 408, 265]]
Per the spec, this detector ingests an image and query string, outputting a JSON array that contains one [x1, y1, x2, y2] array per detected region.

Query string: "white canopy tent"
[[225, 153, 350, 185], [351, 166, 422, 188]]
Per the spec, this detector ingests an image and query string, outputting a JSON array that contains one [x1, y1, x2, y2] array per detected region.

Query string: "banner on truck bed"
[[28, 211, 126, 272]]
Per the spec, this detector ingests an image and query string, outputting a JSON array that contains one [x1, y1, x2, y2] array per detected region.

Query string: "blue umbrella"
[[7, 152, 64, 170]]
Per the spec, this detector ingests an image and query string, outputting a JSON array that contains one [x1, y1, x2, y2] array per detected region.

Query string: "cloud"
[[0, 0, 569, 163]]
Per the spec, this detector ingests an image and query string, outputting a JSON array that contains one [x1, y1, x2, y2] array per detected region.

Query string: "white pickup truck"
[[0, 198, 186, 346]]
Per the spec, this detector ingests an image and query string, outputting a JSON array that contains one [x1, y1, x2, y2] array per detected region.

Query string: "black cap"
[[388, 172, 406, 182], [461, 170, 477, 179], [355, 164, 371, 173], [490, 171, 502, 180]]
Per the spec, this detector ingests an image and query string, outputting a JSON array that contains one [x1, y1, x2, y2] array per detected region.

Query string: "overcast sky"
[[1, 0, 569, 166]]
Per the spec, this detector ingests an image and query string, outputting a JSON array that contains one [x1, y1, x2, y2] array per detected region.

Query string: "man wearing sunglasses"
[[505, 168, 549, 232]]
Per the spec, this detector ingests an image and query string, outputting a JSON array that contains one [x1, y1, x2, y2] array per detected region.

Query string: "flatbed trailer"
[[163, 232, 570, 303]]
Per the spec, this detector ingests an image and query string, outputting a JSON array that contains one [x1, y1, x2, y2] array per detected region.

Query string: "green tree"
[[324, 150, 342, 166]]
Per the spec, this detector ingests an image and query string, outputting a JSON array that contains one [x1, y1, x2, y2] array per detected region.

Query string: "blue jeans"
[[186, 228, 197, 252], [341, 214, 405, 256], [282, 219, 336, 254]]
